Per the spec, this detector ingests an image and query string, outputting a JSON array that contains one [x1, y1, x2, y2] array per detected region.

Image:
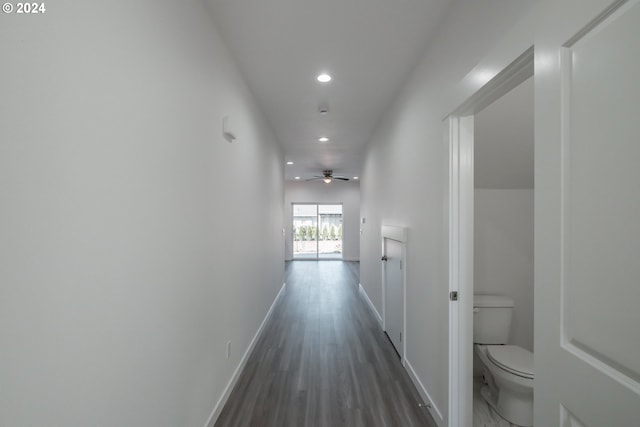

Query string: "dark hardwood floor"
[[214, 261, 437, 427]]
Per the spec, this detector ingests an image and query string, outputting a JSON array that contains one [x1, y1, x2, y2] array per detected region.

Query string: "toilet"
[[474, 295, 533, 427]]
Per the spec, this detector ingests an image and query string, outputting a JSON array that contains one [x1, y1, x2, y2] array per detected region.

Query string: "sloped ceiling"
[[475, 77, 534, 189]]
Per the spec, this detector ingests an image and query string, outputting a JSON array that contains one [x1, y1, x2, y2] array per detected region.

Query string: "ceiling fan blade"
[[334, 177, 350, 181], [305, 177, 323, 181]]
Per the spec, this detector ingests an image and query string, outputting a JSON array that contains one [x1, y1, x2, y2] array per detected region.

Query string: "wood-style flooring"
[[214, 261, 438, 427]]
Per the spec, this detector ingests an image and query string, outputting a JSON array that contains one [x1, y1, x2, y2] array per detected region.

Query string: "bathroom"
[[472, 76, 534, 427]]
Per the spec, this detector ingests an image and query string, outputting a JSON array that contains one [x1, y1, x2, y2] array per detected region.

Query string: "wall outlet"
[[226, 341, 231, 359], [222, 116, 237, 142]]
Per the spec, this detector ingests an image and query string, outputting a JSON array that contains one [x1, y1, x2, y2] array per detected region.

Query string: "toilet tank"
[[473, 295, 514, 344]]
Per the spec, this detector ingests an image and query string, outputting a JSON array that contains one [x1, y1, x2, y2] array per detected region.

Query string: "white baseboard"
[[405, 358, 445, 426], [358, 283, 382, 326], [204, 282, 287, 427], [359, 282, 443, 425]]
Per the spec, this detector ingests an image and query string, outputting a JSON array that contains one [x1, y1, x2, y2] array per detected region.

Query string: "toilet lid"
[[487, 345, 534, 379]]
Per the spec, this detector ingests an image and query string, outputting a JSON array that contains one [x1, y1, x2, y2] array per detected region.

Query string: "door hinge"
[[400, 332, 402, 342], [450, 291, 459, 301]]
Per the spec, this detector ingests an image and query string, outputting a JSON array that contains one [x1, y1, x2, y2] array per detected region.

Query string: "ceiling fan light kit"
[[307, 169, 350, 184]]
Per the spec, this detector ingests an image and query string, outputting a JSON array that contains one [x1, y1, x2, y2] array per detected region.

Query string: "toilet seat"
[[486, 345, 534, 379]]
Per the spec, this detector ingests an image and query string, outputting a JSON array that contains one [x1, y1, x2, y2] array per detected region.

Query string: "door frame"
[[381, 225, 407, 365], [446, 47, 534, 427]]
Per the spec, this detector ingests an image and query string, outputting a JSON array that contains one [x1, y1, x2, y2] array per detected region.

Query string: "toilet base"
[[480, 385, 513, 426], [480, 383, 533, 427]]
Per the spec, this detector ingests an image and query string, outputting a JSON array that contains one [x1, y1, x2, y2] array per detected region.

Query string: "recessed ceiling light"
[[286, 161, 294, 165], [353, 176, 359, 180], [317, 73, 332, 83], [295, 176, 301, 180], [318, 137, 329, 143]]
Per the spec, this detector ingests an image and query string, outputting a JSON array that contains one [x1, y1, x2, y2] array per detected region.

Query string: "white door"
[[384, 238, 404, 359], [536, 1, 640, 425]]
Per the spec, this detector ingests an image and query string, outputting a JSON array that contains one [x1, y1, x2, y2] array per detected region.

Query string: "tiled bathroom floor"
[[473, 377, 511, 427]]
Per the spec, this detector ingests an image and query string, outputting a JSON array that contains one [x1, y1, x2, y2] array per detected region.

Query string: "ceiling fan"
[[307, 169, 350, 184]]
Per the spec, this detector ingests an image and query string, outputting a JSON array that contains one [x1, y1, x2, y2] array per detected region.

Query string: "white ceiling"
[[475, 76, 534, 189], [206, 0, 451, 181]]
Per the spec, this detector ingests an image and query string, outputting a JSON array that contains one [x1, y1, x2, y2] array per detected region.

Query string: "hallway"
[[215, 261, 437, 427]]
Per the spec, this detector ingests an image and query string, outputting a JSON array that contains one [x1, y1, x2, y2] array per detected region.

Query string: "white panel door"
[[384, 238, 404, 359], [536, 1, 640, 425]]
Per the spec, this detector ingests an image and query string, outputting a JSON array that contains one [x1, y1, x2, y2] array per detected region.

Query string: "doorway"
[[292, 203, 343, 260], [472, 75, 535, 426], [447, 47, 534, 427]]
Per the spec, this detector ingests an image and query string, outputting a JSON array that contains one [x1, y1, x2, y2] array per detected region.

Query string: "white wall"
[[474, 190, 534, 351], [284, 181, 360, 261], [0, 2, 284, 426], [359, 0, 541, 423]]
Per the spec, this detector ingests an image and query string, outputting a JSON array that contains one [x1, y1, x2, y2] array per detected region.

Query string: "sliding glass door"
[[292, 203, 343, 260], [317, 204, 343, 258]]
